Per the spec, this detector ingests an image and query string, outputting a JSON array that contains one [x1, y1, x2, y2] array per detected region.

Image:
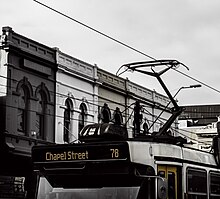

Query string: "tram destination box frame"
[[32, 141, 130, 164]]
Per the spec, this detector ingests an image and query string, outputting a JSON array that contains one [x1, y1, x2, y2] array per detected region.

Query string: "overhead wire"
[[33, 0, 220, 96], [0, 74, 126, 110], [173, 68, 220, 95], [0, 93, 212, 146], [33, 0, 155, 61], [0, 74, 171, 116]]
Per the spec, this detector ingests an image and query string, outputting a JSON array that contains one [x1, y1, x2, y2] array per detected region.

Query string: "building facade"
[[179, 104, 220, 126], [55, 49, 100, 144], [55, 51, 174, 143], [0, 27, 57, 198]]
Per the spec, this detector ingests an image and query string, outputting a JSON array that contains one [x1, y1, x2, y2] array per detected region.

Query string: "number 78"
[[110, 148, 119, 158]]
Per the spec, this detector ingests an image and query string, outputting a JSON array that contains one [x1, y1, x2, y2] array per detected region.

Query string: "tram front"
[[32, 140, 166, 199]]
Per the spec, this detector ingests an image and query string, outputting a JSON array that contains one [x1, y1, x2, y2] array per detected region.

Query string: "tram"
[[32, 126, 220, 199], [32, 60, 220, 199]]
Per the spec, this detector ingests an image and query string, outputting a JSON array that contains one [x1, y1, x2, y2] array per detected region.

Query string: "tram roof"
[[127, 140, 217, 168]]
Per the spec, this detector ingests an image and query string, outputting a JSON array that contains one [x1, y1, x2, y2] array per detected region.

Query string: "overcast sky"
[[1, 0, 220, 106]]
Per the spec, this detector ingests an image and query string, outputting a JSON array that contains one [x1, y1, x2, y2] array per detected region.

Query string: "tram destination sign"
[[32, 142, 130, 163]]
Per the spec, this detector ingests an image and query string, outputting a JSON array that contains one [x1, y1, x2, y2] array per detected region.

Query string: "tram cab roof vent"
[[79, 123, 128, 142]]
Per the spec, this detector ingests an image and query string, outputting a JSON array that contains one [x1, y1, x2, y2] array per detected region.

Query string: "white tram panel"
[[127, 142, 154, 166], [182, 147, 216, 166], [152, 143, 182, 160], [127, 141, 182, 166]]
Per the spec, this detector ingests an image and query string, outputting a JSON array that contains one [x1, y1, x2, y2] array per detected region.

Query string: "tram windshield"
[[37, 177, 140, 199]]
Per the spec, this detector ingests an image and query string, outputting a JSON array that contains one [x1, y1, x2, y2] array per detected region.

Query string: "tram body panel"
[[127, 142, 154, 166], [183, 147, 216, 166], [127, 142, 183, 168]]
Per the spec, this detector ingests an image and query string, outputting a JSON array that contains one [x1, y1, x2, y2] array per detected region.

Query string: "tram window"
[[210, 172, 220, 198], [87, 127, 97, 135], [36, 177, 140, 199], [168, 171, 176, 199], [37, 177, 53, 199], [187, 168, 207, 199]]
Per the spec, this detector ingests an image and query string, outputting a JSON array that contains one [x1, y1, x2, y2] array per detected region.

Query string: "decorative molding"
[[57, 50, 95, 79], [23, 59, 52, 76], [2, 26, 56, 63]]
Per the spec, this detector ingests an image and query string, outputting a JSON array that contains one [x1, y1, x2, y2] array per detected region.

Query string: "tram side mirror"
[[157, 178, 168, 199]]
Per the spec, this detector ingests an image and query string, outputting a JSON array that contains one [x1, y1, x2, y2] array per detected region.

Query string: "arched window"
[[16, 77, 32, 136], [113, 107, 123, 125], [36, 90, 47, 139], [17, 86, 29, 135], [78, 103, 87, 134], [63, 98, 73, 143], [101, 103, 111, 123], [143, 118, 149, 135], [35, 83, 50, 140]]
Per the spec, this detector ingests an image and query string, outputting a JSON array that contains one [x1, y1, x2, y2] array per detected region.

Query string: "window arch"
[[78, 103, 87, 134], [143, 118, 150, 135], [63, 98, 73, 143], [16, 77, 32, 136], [100, 103, 111, 123], [113, 107, 123, 125], [35, 83, 50, 140], [17, 86, 29, 135], [36, 90, 47, 139]]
